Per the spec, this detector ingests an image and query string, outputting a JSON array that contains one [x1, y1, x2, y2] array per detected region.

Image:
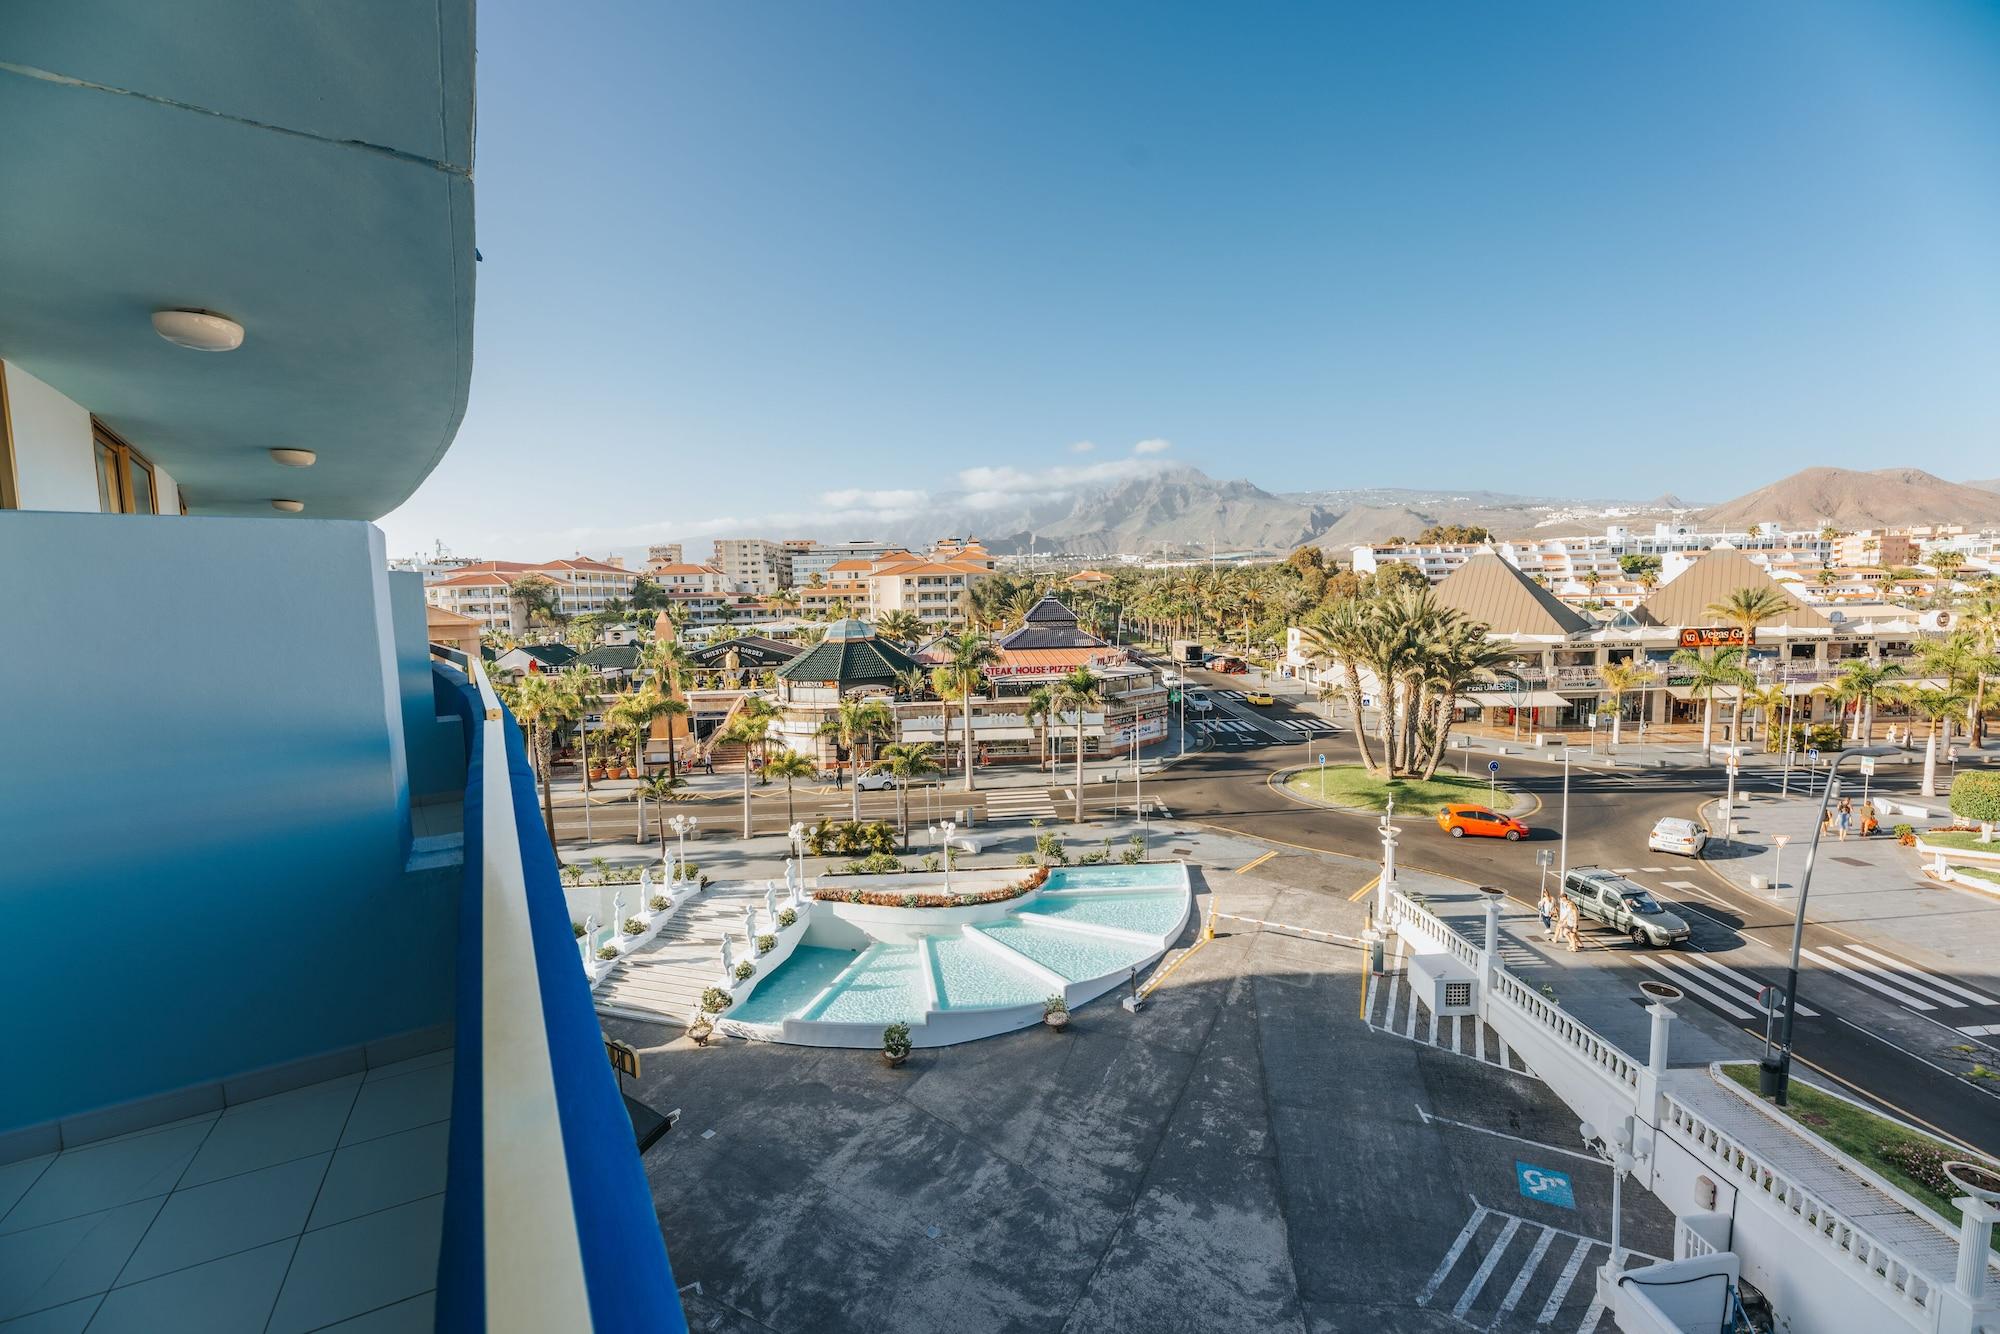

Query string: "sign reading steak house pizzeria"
[[1678, 626, 1751, 648]]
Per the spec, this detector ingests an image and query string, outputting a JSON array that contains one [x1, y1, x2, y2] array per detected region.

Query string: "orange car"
[[1436, 803, 1530, 841]]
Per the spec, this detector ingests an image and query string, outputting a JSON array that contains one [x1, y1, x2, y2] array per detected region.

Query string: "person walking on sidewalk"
[[1537, 887, 1555, 939], [1559, 897, 1580, 952], [1835, 797, 1854, 842]]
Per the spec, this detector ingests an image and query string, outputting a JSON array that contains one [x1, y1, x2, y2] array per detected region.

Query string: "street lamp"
[[668, 813, 698, 882], [939, 819, 956, 893], [1578, 1116, 1640, 1277], [1766, 745, 1900, 1105], [1557, 745, 1572, 885]]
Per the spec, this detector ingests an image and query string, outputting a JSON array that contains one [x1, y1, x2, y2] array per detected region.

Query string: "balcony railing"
[[431, 649, 685, 1333]]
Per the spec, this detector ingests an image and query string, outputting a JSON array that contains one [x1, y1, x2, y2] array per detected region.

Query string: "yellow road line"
[[1348, 873, 1382, 903], [1235, 850, 1278, 874]]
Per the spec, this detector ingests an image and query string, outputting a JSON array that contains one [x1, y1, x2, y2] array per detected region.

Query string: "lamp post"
[[1579, 1116, 1639, 1278], [1767, 746, 1899, 1105], [1376, 796, 1399, 922], [940, 820, 956, 893], [1558, 745, 1572, 885], [669, 814, 697, 882]]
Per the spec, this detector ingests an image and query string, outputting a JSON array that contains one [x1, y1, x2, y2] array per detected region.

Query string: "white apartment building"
[[421, 557, 638, 634], [864, 553, 992, 626], [645, 542, 684, 566], [645, 560, 729, 593], [713, 538, 796, 594], [1353, 523, 1833, 592], [789, 539, 903, 584]]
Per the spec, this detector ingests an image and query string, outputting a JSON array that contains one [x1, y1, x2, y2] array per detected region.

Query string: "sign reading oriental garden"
[[1678, 626, 1752, 649]]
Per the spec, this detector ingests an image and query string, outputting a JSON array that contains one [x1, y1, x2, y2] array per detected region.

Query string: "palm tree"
[[1705, 587, 1793, 746], [1670, 645, 1750, 764], [1054, 667, 1104, 822], [1961, 590, 2000, 746], [761, 750, 817, 826], [1294, 600, 1381, 774], [1895, 683, 1970, 796], [718, 696, 779, 838], [1026, 684, 1056, 773], [1743, 683, 1790, 752], [818, 697, 895, 820], [1828, 660, 1902, 743], [1596, 660, 1656, 751], [500, 670, 584, 840], [639, 773, 688, 847], [866, 742, 941, 843], [894, 665, 932, 701], [876, 610, 924, 647], [609, 685, 685, 777], [1927, 548, 1966, 593], [933, 631, 1001, 791], [507, 575, 562, 632], [1412, 622, 1519, 778]]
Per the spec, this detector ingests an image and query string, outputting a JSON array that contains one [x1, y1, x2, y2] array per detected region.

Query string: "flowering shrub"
[[623, 917, 646, 936], [701, 986, 732, 1013], [733, 961, 755, 982], [814, 867, 1049, 909], [1878, 1138, 1957, 1197], [650, 895, 671, 911], [756, 933, 776, 954], [596, 945, 620, 961], [777, 908, 798, 928]]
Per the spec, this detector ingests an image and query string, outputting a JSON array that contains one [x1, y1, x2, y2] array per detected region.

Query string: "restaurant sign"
[[1678, 626, 1751, 649]]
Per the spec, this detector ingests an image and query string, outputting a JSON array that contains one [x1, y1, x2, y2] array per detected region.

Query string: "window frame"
[[90, 420, 158, 515], [0, 361, 18, 509]]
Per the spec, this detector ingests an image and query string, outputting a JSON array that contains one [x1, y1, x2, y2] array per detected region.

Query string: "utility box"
[[1408, 953, 1478, 1017]]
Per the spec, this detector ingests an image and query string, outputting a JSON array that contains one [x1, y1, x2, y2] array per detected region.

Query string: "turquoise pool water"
[[974, 920, 1154, 982], [804, 945, 926, 1024], [929, 932, 1047, 1010], [1017, 890, 1187, 937], [1042, 864, 1183, 891], [731, 945, 859, 1023]]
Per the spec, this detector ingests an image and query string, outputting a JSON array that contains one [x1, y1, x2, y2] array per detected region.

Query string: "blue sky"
[[382, 1, 2000, 559]]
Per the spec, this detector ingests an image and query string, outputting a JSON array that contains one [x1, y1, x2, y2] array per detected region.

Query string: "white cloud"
[[1069, 440, 1097, 453], [953, 454, 1177, 510], [821, 487, 929, 511], [1132, 438, 1172, 456]]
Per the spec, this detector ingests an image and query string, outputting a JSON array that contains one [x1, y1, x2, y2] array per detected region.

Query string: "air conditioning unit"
[[1408, 953, 1478, 1017]]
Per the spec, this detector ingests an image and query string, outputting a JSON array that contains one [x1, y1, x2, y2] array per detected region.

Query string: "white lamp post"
[[1376, 796, 1399, 922], [940, 820, 956, 893], [669, 814, 697, 882], [1558, 745, 1572, 884], [1579, 1116, 1639, 1278]]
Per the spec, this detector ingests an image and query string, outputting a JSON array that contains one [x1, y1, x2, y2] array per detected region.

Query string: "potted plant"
[[623, 916, 646, 937], [700, 986, 732, 1014], [596, 944, 620, 961], [882, 1021, 913, 1067], [1043, 994, 1070, 1030], [756, 933, 776, 955], [733, 960, 755, 983], [687, 1014, 714, 1046], [777, 908, 798, 929], [650, 894, 671, 912]]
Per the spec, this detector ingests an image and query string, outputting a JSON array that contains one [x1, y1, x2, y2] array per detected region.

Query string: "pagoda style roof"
[[996, 596, 1108, 650], [1635, 547, 1830, 630], [776, 620, 921, 688], [1432, 552, 1592, 638]]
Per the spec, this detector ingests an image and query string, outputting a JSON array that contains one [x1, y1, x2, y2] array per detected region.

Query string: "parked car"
[[855, 771, 900, 791], [1436, 803, 1530, 841], [1244, 690, 1275, 706], [1561, 868, 1691, 948], [1647, 818, 1707, 857]]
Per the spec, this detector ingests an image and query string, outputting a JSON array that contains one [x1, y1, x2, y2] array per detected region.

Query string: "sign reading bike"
[[1515, 1161, 1576, 1209], [1678, 626, 1753, 648]]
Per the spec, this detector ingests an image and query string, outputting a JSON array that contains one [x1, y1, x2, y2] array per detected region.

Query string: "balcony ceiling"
[[0, 2, 475, 519]]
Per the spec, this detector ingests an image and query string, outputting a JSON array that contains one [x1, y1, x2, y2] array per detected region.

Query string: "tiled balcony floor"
[[0, 1054, 452, 1333]]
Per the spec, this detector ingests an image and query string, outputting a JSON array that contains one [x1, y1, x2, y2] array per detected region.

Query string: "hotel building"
[[422, 556, 640, 634], [0, 15, 680, 1331]]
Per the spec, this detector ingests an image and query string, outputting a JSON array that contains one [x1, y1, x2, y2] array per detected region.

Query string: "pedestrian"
[[1537, 887, 1555, 939], [1836, 798, 1854, 842], [1559, 898, 1579, 952]]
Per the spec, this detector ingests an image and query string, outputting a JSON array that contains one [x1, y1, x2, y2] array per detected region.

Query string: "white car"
[[1647, 818, 1707, 857], [854, 770, 899, 791], [1159, 671, 1183, 687], [1187, 692, 1214, 713]]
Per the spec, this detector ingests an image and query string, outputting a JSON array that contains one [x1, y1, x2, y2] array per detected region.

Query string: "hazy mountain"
[[1695, 467, 2000, 530], [1966, 478, 2000, 495]]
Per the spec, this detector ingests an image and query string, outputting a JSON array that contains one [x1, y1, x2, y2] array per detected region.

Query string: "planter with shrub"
[[733, 960, 755, 982], [596, 945, 620, 961], [1043, 994, 1070, 1030], [777, 908, 798, 928], [623, 917, 646, 936], [882, 1021, 913, 1066], [700, 986, 732, 1014], [756, 933, 776, 954]]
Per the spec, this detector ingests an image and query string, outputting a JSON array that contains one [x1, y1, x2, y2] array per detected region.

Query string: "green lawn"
[[1953, 864, 2000, 889], [1917, 828, 2000, 853], [1284, 766, 1520, 817], [1719, 1063, 2000, 1248]]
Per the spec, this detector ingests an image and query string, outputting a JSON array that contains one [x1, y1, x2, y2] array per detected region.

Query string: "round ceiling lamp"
[[271, 499, 304, 513], [269, 448, 317, 468], [151, 309, 244, 352]]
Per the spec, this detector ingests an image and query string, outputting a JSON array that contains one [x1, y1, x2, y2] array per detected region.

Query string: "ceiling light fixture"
[[269, 448, 317, 468], [151, 309, 244, 352], [271, 499, 304, 513]]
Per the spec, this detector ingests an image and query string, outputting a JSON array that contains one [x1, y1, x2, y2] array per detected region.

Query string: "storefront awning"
[[1667, 685, 1746, 702], [1465, 691, 1516, 708], [1519, 691, 1571, 709]]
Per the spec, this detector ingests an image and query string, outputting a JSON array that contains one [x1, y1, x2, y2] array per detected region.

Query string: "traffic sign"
[[1536, 849, 1554, 867], [1806, 747, 1821, 761], [1317, 754, 1327, 765], [1515, 1162, 1575, 1209], [1756, 985, 1785, 1015], [1858, 756, 1876, 776], [1488, 759, 1501, 775]]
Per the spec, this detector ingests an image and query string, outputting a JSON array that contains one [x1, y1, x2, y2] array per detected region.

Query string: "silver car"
[[1647, 817, 1707, 857]]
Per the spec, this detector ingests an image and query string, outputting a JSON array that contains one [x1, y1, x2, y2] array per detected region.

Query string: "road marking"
[[1631, 954, 1757, 1019], [1493, 1227, 1555, 1330], [1418, 1206, 1488, 1306], [1840, 942, 2000, 1007], [1348, 873, 1382, 902], [1803, 946, 1940, 1011], [1959, 1024, 2000, 1037], [1813, 945, 1968, 1009], [1452, 1217, 1522, 1320], [1537, 1237, 1594, 1325], [1610, 867, 1635, 874], [1640, 866, 1668, 873], [1415, 1105, 1598, 1164], [1234, 850, 1278, 875], [1660, 880, 1699, 890], [1677, 951, 1819, 1017]]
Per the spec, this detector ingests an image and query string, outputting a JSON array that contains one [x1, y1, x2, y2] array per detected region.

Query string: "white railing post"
[[1376, 802, 1399, 923], [1952, 1193, 1998, 1307]]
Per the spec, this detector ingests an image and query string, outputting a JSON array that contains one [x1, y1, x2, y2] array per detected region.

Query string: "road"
[[1144, 662, 2000, 1157]]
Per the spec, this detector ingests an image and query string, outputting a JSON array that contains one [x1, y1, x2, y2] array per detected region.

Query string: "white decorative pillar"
[[1376, 805, 1400, 923], [1478, 887, 1502, 984], [1640, 996, 1675, 1131]]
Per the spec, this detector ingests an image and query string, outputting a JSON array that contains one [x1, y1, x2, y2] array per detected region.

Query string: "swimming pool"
[[1041, 863, 1184, 891], [1016, 890, 1188, 938]]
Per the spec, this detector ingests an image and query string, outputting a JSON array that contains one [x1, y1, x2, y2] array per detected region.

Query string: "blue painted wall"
[[391, 570, 466, 802], [0, 513, 459, 1132]]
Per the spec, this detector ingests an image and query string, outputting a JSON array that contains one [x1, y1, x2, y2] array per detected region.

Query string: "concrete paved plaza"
[[608, 849, 1671, 1334]]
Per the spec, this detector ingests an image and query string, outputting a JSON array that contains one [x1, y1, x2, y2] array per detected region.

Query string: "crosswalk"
[[1626, 949, 1818, 1021], [984, 787, 1058, 822], [1193, 715, 1339, 738], [1796, 941, 1999, 1021], [1420, 1203, 1652, 1332], [1194, 717, 1261, 736], [1367, 937, 1535, 1077]]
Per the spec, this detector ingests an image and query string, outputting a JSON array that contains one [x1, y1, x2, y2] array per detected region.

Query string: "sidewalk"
[[1695, 792, 2000, 983]]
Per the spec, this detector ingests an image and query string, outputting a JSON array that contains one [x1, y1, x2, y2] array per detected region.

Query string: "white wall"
[[5, 363, 97, 511]]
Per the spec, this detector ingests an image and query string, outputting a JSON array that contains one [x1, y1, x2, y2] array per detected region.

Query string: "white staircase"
[[595, 889, 769, 1024]]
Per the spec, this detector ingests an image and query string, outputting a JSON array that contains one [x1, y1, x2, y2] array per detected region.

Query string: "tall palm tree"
[[1670, 646, 1751, 764], [1054, 667, 1104, 822], [1960, 590, 2000, 746], [761, 750, 817, 826], [894, 665, 932, 701], [640, 636, 694, 774], [1026, 684, 1056, 772], [609, 685, 685, 777], [499, 670, 584, 840], [1412, 622, 1519, 778], [1705, 586, 1793, 746], [1895, 683, 1970, 796], [1294, 600, 1380, 774], [866, 742, 941, 843], [818, 697, 895, 820], [639, 773, 687, 848], [718, 695, 779, 838], [1743, 683, 1790, 752], [934, 631, 1001, 791], [1596, 660, 1656, 751], [1828, 660, 1902, 744]]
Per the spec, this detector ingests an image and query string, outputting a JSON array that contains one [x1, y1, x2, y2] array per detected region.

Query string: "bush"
[[623, 917, 646, 936], [813, 867, 1049, 910], [900, 893, 920, 908], [1016, 852, 1038, 867], [1034, 832, 1068, 866], [678, 861, 700, 881], [921, 854, 941, 872], [1878, 1138, 1958, 1197], [596, 945, 620, 960], [756, 932, 776, 954], [650, 895, 671, 911], [572, 921, 586, 939], [1119, 848, 1143, 864], [882, 1022, 913, 1059], [733, 961, 755, 982], [1950, 772, 2000, 827], [777, 908, 798, 928], [1044, 993, 1069, 1018], [1079, 850, 1109, 864], [1771, 722, 1845, 755], [841, 852, 906, 875], [805, 820, 899, 857], [700, 986, 732, 1013]]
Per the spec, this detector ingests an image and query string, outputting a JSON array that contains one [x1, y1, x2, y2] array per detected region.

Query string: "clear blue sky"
[[382, 0, 2000, 559]]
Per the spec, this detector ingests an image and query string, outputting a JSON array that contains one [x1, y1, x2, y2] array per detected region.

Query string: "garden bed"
[[1282, 765, 1525, 817], [813, 866, 1049, 909], [1719, 1062, 2000, 1249]]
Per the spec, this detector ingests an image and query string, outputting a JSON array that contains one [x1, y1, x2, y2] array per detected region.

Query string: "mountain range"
[[831, 465, 2000, 559]]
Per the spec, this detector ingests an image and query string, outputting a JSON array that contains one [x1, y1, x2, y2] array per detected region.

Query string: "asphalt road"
[[1148, 665, 2000, 1156]]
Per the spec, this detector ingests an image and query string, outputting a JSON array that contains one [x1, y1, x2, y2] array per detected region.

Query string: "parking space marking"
[[1492, 1228, 1555, 1330], [1419, 1207, 1489, 1306], [1536, 1237, 1593, 1325], [1452, 1217, 1522, 1320]]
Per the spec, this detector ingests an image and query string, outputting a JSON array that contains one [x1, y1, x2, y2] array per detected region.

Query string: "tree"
[[1827, 660, 1901, 744], [761, 750, 817, 826], [1949, 771, 2000, 843], [609, 685, 684, 778], [866, 742, 942, 843], [1597, 660, 1656, 751], [1617, 553, 1662, 582], [1054, 668, 1104, 822], [1895, 683, 1970, 797], [1026, 684, 1056, 772], [1705, 587, 1793, 746], [639, 773, 688, 847], [507, 575, 563, 632], [498, 669, 586, 841], [1295, 601, 1380, 774], [1960, 590, 2000, 745], [1927, 548, 1966, 590], [876, 610, 925, 647], [718, 696, 780, 837], [818, 697, 895, 820], [1416, 524, 1493, 545], [933, 631, 1001, 791], [1670, 646, 1751, 764]]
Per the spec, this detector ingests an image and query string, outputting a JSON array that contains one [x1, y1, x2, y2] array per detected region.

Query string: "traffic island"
[[1274, 763, 1531, 817]]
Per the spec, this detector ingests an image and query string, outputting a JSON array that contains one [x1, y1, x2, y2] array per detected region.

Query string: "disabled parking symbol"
[[1515, 1162, 1575, 1209]]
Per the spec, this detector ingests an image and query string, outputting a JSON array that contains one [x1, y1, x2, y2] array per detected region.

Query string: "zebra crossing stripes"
[[983, 788, 1058, 822], [1630, 951, 1818, 1021], [1838, 941, 1999, 1006], [1194, 718, 1259, 735], [1366, 941, 1535, 1077], [1418, 1203, 1641, 1331], [1212, 689, 1247, 700], [1267, 716, 1338, 734], [1799, 942, 1998, 1013]]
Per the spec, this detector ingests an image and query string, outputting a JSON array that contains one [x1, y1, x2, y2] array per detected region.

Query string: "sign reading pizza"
[[1678, 627, 1751, 648]]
